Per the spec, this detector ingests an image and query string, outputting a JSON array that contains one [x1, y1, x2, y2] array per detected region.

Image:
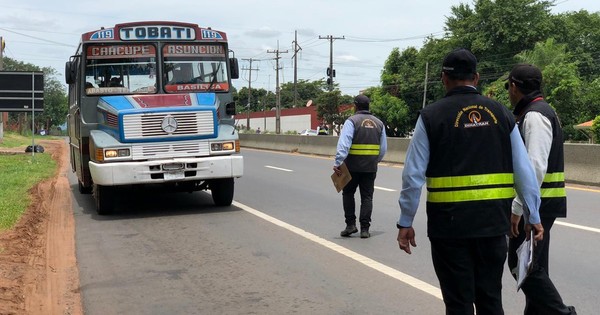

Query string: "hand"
[[333, 166, 341, 176], [510, 213, 521, 238], [525, 223, 544, 242], [397, 227, 417, 254]]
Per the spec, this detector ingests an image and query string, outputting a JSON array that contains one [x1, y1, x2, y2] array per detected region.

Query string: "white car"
[[299, 129, 318, 136]]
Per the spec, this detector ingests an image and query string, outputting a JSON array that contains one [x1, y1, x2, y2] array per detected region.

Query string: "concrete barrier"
[[240, 133, 600, 187]]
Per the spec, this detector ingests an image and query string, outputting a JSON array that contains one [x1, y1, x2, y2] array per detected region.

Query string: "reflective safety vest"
[[344, 111, 384, 173], [516, 98, 567, 218], [420, 86, 516, 238]]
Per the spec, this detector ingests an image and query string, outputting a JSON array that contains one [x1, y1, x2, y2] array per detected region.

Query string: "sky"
[[1, 0, 599, 99]]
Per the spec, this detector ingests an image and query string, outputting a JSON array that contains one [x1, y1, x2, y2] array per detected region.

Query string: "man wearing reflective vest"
[[396, 48, 544, 315], [506, 64, 576, 315], [333, 95, 387, 238]]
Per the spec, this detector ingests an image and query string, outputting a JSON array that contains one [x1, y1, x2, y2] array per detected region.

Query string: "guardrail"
[[240, 133, 600, 187]]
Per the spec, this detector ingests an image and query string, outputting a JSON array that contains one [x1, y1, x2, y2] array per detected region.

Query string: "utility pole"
[[241, 58, 259, 131], [267, 41, 288, 134], [292, 30, 302, 107], [319, 35, 345, 91], [422, 62, 429, 109]]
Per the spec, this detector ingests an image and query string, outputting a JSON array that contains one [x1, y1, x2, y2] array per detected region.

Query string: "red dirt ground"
[[0, 139, 82, 315]]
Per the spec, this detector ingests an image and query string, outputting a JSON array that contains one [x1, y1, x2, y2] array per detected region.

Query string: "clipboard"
[[331, 162, 352, 193], [516, 230, 535, 290]]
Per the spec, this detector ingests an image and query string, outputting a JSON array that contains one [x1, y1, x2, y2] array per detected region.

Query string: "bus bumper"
[[89, 155, 243, 186]]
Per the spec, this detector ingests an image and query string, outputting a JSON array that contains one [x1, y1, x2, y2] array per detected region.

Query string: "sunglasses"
[[504, 81, 510, 90]]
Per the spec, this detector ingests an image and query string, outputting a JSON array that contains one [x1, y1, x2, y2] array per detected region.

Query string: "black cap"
[[507, 64, 542, 91], [442, 48, 477, 75], [354, 95, 370, 107]]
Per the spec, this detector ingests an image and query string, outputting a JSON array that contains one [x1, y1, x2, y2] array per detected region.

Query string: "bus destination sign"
[[119, 26, 196, 41]]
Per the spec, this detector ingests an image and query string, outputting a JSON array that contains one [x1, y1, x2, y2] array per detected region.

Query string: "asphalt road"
[[70, 148, 600, 314]]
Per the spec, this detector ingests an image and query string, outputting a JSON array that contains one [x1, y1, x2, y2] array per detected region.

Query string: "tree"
[[445, 0, 555, 84], [552, 10, 600, 80], [592, 115, 600, 143], [316, 90, 349, 135], [367, 87, 411, 137], [279, 79, 328, 108], [37, 67, 67, 131]]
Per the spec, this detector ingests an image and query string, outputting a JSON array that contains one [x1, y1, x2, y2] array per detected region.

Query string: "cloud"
[[338, 55, 360, 62], [245, 27, 280, 38]]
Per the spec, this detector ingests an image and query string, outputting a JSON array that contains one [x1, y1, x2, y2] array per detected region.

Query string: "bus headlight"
[[210, 141, 235, 153], [97, 148, 131, 161]]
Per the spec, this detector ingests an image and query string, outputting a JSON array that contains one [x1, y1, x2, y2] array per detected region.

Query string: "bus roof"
[[81, 21, 228, 43]]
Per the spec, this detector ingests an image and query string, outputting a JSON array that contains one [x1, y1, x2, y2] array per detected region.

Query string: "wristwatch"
[[396, 223, 411, 229]]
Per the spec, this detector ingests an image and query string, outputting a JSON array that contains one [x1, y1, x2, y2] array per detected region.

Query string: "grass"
[[0, 132, 57, 231]]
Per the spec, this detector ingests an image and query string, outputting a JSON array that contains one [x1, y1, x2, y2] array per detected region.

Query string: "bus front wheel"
[[94, 184, 115, 215], [210, 178, 234, 206]]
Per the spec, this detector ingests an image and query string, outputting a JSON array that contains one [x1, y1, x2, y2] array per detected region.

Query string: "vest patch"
[[454, 104, 498, 128]]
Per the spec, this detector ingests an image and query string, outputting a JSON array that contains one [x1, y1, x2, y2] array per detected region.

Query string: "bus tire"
[[210, 178, 234, 206], [78, 180, 93, 194], [94, 184, 115, 215]]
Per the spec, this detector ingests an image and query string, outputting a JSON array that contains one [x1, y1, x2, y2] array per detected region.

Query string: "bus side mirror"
[[65, 61, 76, 84], [229, 58, 239, 79], [225, 102, 236, 116]]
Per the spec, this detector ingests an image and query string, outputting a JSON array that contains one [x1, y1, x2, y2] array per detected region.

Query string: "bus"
[[65, 21, 243, 214]]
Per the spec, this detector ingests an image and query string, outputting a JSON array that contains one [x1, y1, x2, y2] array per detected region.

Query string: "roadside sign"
[[0, 71, 44, 112]]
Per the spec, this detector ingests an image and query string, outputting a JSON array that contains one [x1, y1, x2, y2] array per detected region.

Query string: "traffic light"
[[1, 37, 5, 53], [326, 67, 336, 77], [326, 78, 332, 85]]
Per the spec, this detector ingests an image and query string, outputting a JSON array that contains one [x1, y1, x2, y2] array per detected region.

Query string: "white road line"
[[375, 186, 396, 192], [555, 221, 600, 233], [264, 165, 293, 172], [232, 200, 443, 300]]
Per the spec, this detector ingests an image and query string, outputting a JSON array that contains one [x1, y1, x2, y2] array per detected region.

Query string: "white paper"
[[515, 231, 534, 290]]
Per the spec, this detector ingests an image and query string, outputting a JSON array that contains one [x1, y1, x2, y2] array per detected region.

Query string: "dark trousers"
[[342, 171, 376, 229], [430, 236, 507, 315], [508, 217, 575, 315]]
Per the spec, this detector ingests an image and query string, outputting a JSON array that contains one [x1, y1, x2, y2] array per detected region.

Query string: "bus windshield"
[[163, 43, 230, 93], [84, 44, 157, 95]]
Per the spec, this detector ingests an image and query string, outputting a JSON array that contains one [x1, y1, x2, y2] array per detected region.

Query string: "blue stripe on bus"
[[99, 96, 135, 111], [196, 93, 216, 106]]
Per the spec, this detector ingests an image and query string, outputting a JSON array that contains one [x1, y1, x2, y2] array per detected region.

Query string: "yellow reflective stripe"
[[350, 144, 380, 150], [427, 173, 514, 189], [543, 172, 564, 183], [349, 144, 380, 156], [541, 187, 566, 198], [348, 149, 380, 155], [428, 187, 516, 203]]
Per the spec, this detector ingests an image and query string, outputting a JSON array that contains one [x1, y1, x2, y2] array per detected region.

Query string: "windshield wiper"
[[206, 62, 223, 92]]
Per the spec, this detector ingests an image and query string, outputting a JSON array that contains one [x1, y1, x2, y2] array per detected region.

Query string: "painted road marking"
[[265, 165, 293, 172], [232, 200, 443, 300], [375, 186, 396, 192], [555, 221, 600, 233]]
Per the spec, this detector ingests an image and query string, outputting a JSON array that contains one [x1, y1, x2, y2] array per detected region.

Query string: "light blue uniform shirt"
[[397, 116, 541, 227], [334, 119, 388, 167]]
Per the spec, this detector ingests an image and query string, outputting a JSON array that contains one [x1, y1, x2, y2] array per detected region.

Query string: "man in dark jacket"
[[396, 48, 544, 315], [506, 63, 576, 315]]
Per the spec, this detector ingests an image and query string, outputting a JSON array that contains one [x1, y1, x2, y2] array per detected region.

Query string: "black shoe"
[[360, 229, 370, 238], [340, 225, 358, 237]]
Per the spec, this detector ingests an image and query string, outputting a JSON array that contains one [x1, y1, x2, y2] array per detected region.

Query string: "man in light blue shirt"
[[333, 95, 387, 238]]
